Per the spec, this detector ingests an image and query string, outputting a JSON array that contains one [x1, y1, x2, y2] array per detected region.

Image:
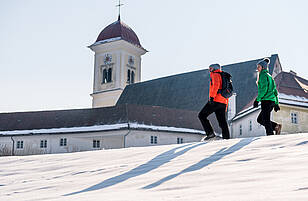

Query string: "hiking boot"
[[275, 124, 282, 135], [201, 133, 216, 141]]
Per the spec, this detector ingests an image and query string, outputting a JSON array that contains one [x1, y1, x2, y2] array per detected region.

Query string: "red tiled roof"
[[275, 72, 308, 98], [96, 18, 142, 48], [237, 71, 308, 112]]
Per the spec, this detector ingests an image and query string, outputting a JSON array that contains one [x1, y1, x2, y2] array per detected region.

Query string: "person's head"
[[209, 63, 221, 72], [257, 58, 270, 72]]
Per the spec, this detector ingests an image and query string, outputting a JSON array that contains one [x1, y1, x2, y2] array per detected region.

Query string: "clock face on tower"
[[104, 54, 112, 64]]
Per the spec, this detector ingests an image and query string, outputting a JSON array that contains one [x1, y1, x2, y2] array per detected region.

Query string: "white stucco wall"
[[125, 130, 203, 148], [0, 137, 13, 156], [231, 109, 266, 138], [273, 104, 308, 134], [0, 129, 204, 156], [0, 130, 127, 156]]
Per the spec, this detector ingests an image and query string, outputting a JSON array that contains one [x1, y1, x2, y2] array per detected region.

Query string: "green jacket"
[[256, 69, 279, 105]]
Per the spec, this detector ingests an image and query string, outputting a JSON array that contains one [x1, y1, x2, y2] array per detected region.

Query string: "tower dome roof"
[[95, 17, 143, 49]]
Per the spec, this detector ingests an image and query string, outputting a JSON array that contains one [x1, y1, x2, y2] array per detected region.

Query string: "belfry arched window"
[[102, 68, 112, 84], [127, 69, 135, 84], [107, 68, 112, 82], [131, 71, 135, 84], [127, 69, 131, 83], [102, 69, 107, 84]]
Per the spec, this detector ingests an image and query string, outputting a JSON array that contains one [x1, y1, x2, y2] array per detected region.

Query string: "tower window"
[[249, 120, 252, 131], [107, 68, 112, 82], [102, 68, 112, 84], [102, 69, 107, 84], [127, 69, 135, 84], [127, 69, 131, 83], [131, 71, 135, 84]]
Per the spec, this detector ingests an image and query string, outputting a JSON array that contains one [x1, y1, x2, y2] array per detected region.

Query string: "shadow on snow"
[[142, 137, 259, 189], [64, 142, 206, 196]]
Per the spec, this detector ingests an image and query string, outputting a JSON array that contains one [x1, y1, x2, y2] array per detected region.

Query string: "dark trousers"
[[198, 101, 230, 139], [257, 100, 277, 135]]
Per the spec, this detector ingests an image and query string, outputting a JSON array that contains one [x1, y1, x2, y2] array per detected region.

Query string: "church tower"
[[88, 15, 147, 108]]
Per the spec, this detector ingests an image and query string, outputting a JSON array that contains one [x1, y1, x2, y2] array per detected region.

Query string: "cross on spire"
[[116, 0, 124, 21]]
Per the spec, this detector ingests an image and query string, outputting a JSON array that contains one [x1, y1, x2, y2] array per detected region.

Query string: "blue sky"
[[1, 0, 307, 112]]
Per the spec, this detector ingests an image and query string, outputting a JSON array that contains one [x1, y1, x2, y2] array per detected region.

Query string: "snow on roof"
[[231, 106, 260, 121], [279, 93, 308, 107], [232, 92, 308, 122], [294, 77, 308, 92], [0, 124, 128, 136], [90, 37, 121, 47], [129, 123, 205, 134], [0, 123, 205, 136]]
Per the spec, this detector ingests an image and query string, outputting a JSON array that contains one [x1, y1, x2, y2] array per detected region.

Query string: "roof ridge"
[[128, 69, 208, 87]]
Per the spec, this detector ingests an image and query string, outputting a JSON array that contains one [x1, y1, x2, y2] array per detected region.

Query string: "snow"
[[232, 106, 260, 121], [279, 93, 308, 107], [233, 92, 308, 121], [0, 124, 128, 136], [1, 133, 308, 201], [129, 123, 205, 134], [0, 123, 204, 136], [90, 37, 121, 47]]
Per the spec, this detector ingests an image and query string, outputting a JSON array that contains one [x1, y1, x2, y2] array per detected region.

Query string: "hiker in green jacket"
[[253, 58, 282, 135]]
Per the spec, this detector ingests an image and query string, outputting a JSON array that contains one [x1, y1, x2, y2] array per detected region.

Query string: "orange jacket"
[[209, 69, 228, 105]]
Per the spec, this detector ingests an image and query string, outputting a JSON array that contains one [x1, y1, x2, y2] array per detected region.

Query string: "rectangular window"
[[60, 138, 67, 146], [177, 138, 183, 144], [17, 141, 24, 149], [249, 120, 252, 131], [150, 136, 158, 144], [239, 125, 242, 136], [291, 113, 298, 124], [93, 140, 100, 148], [40, 140, 47, 148]]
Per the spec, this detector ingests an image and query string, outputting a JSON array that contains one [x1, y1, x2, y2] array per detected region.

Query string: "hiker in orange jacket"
[[198, 64, 230, 140]]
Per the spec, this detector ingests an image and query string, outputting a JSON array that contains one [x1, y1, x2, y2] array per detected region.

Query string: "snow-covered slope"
[[1, 133, 308, 201]]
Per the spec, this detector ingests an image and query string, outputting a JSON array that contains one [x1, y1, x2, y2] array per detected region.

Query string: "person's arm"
[[256, 73, 268, 102], [274, 88, 279, 105], [209, 73, 221, 99], [272, 79, 279, 105]]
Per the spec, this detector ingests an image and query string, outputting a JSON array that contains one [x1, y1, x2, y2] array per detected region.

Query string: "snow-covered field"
[[1, 133, 308, 201]]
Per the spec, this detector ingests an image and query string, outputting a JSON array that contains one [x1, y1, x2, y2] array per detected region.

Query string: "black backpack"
[[215, 71, 233, 98]]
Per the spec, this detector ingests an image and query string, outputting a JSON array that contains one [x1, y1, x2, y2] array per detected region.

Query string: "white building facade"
[[0, 124, 203, 156]]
